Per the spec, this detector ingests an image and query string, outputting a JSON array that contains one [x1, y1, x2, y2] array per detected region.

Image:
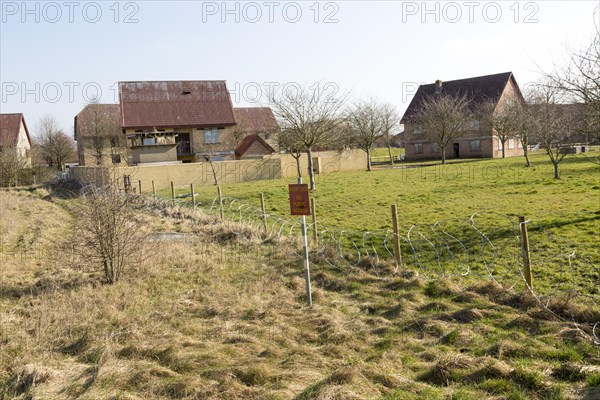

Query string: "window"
[[413, 125, 422, 134], [110, 138, 117, 148], [469, 120, 480, 130], [111, 154, 121, 164], [508, 139, 515, 149], [204, 128, 220, 144], [497, 138, 503, 150], [517, 140, 522, 149], [430, 143, 440, 153], [142, 137, 156, 145], [470, 140, 481, 152], [414, 143, 423, 154]]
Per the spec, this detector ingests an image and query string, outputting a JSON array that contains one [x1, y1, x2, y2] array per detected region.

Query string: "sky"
[[1, 0, 599, 136]]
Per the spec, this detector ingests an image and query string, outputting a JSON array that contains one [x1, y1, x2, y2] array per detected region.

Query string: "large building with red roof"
[[74, 81, 278, 165], [401, 72, 526, 161]]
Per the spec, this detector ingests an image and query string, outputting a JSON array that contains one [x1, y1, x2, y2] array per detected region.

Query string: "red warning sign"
[[289, 184, 311, 215]]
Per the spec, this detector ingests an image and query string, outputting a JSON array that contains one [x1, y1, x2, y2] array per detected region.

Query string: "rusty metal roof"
[[119, 81, 236, 129], [233, 107, 279, 133], [0, 113, 31, 147], [234, 134, 276, 157]]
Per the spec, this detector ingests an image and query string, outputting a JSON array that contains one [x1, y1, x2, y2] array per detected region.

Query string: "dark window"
[[470, 140, 481, 152], [112, 154, 122, 164]]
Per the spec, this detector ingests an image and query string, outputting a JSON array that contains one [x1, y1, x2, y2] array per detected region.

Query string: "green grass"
[[164, 149, 600, 295], [174, 150, 598, 231]]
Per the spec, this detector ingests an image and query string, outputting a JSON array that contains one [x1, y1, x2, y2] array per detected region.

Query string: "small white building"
[[0, 113, 32, 163]]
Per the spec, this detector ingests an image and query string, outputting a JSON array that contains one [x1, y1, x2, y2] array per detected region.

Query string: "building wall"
[[273, 149, 368, 177], [77, 137, 129, 166], [16, 120, 31, 164], [131, 144, 178, 164], [404, 83, 526, 162], [72, 150, 368, 190], [123, 126, 240, 162], [73, 158, 282, 191], [191, 126, 239, 158]]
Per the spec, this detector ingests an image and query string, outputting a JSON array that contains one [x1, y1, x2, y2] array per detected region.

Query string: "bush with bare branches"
[[76, 181, 148, 284]]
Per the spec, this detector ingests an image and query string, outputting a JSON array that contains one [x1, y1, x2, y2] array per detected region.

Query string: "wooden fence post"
[[152, 180, 156, 199], [519, 216, 533, 290], [391, 204, 403, 267], [217, 186, 224, 221], [171, 181, 175, 205], [138, 180, 142, 195], [191, 183, 196, 208], [260, 193, 267, 232], [311, 197, 318, 243]]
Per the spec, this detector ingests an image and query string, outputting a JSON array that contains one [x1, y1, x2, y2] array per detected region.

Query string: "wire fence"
[[133, 185, 599, 345]]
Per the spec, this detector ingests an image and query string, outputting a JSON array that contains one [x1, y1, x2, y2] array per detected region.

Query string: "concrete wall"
[[131, 144, 178, 164], [73, 158, 282, 191], [273, 149, 368, 178], [77, 137, 129, 166], [72, 149, 367, 190]]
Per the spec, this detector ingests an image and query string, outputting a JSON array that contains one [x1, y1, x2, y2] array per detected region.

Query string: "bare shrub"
[[76, 182, 149, 284]]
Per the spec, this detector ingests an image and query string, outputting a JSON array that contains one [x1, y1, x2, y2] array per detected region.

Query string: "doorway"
[[453, 143, 460, 158]]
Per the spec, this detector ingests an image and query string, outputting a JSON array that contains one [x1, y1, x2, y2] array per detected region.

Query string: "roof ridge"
[[119, 80, 227, 84], [425, 71, 512, 86]]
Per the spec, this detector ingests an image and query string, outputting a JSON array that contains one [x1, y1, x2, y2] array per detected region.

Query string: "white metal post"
[[298, 176, 312, 307]]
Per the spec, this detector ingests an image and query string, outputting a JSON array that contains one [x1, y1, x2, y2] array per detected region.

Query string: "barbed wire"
[[131, 188, 600, 344], [5, 185, 596, 344]]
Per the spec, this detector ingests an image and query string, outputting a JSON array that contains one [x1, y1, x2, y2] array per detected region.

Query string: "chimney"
[[434, 79, 443, 94]]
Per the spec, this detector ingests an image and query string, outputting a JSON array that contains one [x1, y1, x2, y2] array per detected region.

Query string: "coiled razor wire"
[[138, 190, 599, 344]]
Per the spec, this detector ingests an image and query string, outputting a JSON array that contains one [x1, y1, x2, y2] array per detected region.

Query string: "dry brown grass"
[[1, 189, 599, 399]]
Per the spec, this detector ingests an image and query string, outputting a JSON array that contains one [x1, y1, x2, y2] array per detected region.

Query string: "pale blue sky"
[[1, 0, 599, 135]]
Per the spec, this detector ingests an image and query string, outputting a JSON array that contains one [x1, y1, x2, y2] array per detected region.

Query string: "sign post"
[[289, 182, 312, 307]]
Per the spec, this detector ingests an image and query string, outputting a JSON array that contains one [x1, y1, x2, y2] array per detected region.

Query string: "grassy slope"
[[1, 189, 599, 400]]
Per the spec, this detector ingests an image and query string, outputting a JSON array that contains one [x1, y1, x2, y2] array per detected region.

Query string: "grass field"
[[164, 150, 599, 296], [1, 189, 599, 399]]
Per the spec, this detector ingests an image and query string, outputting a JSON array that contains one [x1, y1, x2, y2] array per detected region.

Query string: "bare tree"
[[544, 28, 599, 142], [194, 128, 237, 186], [412, 93, 472, 164], [0, 142, 29, 187], [511, 102, 536, 167], [348, 99, 399, 171], [37, 115, 75, 170], [81, 99, 124, 165], [76, 171, 148, 284], [278, 127, 304, 180], [380, 104, 401, 166], [477, 98, 518, 158], [528, 84, 576, 179], [269, 84, 348, 189]]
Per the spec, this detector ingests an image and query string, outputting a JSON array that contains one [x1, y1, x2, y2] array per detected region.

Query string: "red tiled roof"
[[0, 113, 31, 147], [235, 134, 276, 157], [74, 104, 121, 140], [119, 81, 236, 129], [233, 107, 279, 133], [401, 72, 522, 123]]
